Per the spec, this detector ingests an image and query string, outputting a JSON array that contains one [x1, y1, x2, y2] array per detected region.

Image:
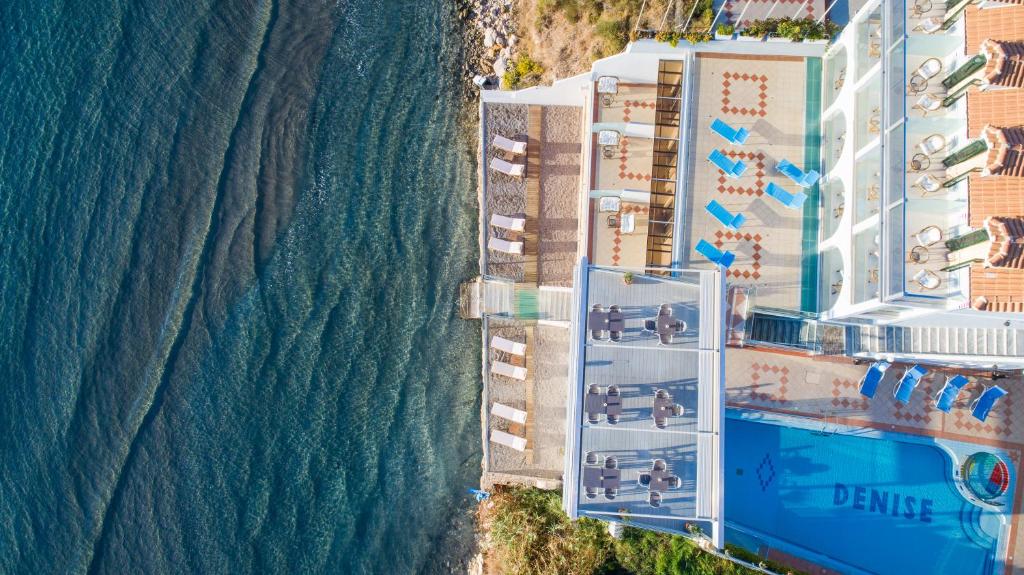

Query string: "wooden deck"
[[523, 106, 542, 285]]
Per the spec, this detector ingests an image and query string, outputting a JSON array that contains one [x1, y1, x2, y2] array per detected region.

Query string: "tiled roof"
[[966, 4, 1024, 311], [985, 216, 1024, 267], [966, 4, 1024, 49], [982, 125, 1024, 177], [982, 39, 1024, 87]]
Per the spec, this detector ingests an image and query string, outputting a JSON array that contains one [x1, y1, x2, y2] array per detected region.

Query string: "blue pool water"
[[725, 413, 1012, 575]]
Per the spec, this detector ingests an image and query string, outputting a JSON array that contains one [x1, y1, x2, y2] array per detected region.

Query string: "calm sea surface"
[[0, 1, 482, 573]]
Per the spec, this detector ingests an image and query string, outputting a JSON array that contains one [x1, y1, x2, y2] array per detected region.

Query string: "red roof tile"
[[982, 39, 1024, 87]]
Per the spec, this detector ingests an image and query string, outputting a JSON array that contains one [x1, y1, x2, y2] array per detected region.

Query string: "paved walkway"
[[686, 54, 809, 309], [715, 0, 826, 27]]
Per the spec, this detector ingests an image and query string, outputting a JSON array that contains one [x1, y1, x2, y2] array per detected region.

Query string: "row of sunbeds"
[[489, 134, 527, 177], [859, 361, 1008, 421], [488, 334, 531, 452], [694, 119, 820, 270]]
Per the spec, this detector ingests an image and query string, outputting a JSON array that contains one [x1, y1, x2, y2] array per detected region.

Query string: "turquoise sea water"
[[0, 1, 482, 573]]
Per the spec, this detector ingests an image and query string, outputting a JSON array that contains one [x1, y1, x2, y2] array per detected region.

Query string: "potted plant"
[[622, 271, 634, 285], [715, 23, 735, 40], [766, 17, 793, 42], [684, 30, 713, 45], [776, 18, 802, 41], [803, 18, 838, 44], [737, 20, 767, 41]]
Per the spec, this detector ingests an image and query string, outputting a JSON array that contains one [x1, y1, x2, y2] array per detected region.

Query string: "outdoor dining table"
[[648, 468, 674, 491], [582, 465, 620, 489], [656, 314, 679, 335], [586, 392, 622, 417], [653, 395, 674, 419], [605, 394, 622, 417], [589, 310, 625, 332]]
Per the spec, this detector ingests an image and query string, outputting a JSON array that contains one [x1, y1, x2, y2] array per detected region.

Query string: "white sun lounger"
[[490, 213, 526, 232], [488, 237, 523, 255], [491, 335, 527, 356], [490, 429, 527, 451], [491, 360, 527, 380], [491, 402, 528, 424], [492, 134, 527, 155], [490, 157, 525, 177]]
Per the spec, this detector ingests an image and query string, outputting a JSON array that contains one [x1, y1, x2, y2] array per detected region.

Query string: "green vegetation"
[[502, 54, 546, 89], [716, 23, 735, 36], [484, 487, 783, 575], [623, 271, 634, 285], [738, 17, 839, 41]]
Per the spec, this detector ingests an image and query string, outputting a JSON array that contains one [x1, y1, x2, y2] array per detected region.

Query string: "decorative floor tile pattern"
[[721, 72, 769, 117], [716, 151, 766, 196], [830, 377, 869, 411], [720, 0, 822, 26], [747, 361, 789, 404], [686, 55, 808, 310], [618, 137, 652, 182], [713, 230, 762, 280]]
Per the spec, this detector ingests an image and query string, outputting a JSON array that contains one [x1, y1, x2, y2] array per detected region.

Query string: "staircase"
[[745, 309, 824, 352], [536, 288, 574, 322], [849, 325, 1024, 365]]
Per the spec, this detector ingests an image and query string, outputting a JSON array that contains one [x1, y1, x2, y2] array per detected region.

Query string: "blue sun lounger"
[[971, 385, 1008, 422], [764, 182, 808, 209], [858, 360, 890, 398], [705, 200, 746, 231], [893, 365, 928, 405], [710, 118, 750, 145], [695, 239, 736, 268], [934, 374, 969, 413], [777, 159, 821, 188], [708, 149, 747, 178]]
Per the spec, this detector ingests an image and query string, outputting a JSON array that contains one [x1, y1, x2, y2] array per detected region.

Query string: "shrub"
[[502, 54, 545, 89], [776, 17, 802, 40], [655, 30, 682, 47], [684, 30, 712, 44], [487, 488, 614, 575], [716, 23, 735, 36], [595, 17, 630, 53]]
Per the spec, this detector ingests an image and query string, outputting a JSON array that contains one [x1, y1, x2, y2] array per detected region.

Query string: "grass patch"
[[484, 486, 786, 575]]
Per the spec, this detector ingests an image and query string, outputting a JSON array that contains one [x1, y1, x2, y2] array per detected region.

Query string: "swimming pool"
[[725, 411, 1013, 575]]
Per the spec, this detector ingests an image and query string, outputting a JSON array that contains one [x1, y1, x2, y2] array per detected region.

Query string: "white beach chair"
[[620, 213, 636, 234], [913, 94, 943, 115], [489, 157, 525, 177], [490, 213, 526, 232], [598, 130, 621, 146], [599, 196, 621, 213], [488, 237, 524, 255], [918, 134, 947, 156], [914, 269, 942, 290], [492, 134, 527, 155], [624, 123, 656, 139], [491, 360, 527, 381], [915, 16, 943, 34], [620, 189, 652, 204], [490, 429, 528, 452], [597, 76, 619, 94], [490, 335, 527, 356], [491, 402, 528, 424]]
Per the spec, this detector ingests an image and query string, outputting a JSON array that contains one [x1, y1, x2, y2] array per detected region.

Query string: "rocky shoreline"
[[455, 0, 520, 88]]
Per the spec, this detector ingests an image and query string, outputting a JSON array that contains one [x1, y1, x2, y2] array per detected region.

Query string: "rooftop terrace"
[[564, 265, 725, 544]]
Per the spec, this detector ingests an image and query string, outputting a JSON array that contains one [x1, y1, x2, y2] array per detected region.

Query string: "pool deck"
[[725, 347, 1024, 573], [684, 53, 812, 310]]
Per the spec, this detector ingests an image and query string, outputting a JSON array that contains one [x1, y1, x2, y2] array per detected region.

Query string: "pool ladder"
[[812, 413, 838, 436]]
